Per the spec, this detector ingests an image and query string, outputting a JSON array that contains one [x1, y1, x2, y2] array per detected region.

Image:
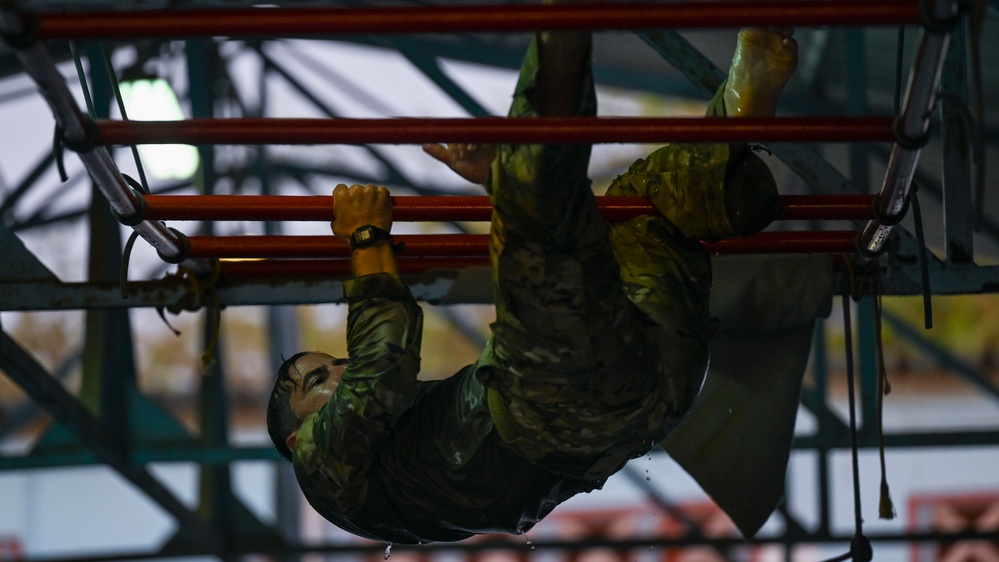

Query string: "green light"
[[120, 78, 200, 180]]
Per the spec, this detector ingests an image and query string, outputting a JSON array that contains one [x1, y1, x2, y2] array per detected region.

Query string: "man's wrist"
[[349, 225, 394, 252], [349, 232, 399, 277]]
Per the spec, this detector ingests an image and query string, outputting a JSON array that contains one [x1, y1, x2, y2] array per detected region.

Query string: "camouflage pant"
[[477, 38, 719, 481]]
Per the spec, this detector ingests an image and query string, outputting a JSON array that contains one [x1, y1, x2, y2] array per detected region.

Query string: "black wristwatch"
[[349, 225, 394, 251]]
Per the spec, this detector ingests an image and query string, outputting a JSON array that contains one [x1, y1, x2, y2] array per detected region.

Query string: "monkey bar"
[[213, 231, 858, 279], [2, 2, 992, 561], [94, 117, 896, 146], [191, 231, 860, 260], [0, 0, 956, 275], [219, 258, 488, 279], [30, 0, 922, 40], [0, 7, 202, 272], [143, 195, 875, 223]]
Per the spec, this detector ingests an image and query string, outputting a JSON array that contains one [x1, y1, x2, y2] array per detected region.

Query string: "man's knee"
[[723, 148, 781, 235]]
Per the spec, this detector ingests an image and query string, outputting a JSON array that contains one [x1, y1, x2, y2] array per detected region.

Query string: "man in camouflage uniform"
[[266, 23, 797, 544]]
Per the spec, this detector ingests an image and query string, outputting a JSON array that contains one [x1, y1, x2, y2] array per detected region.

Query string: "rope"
[[843, 256, 897, 524], [909, 182, 934, 329], [842, 291, 864, 536], [120, 230, 140, 299], [157, 261, 224, 375], [816, 271, 874, 562], [873, 286, 897, 520], [54, 41, 97, 184], [838, 289, 874, 562], [99, 42, 151, 195], [68, 41, 97, 118], [52, 127, 68, 182]]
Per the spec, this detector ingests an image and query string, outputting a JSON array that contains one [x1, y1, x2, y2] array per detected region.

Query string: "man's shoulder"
[[291, 412, 323, 476]]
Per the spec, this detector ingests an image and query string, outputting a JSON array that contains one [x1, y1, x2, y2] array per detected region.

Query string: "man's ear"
[[286, 431, 298, 455]]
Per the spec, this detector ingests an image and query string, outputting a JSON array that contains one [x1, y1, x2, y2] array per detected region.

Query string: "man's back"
[[294, 367, 599, 544]]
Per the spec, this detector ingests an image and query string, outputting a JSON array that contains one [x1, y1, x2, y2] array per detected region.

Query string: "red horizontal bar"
[[146, 195, 498, 222], [144, 194, 875, 222], [705, 230, 858, 255], [220, 257, 489, 279], [35, 1, 921, 40], [779, 194, 874, 221], [95, 117, 896, 146], [190, 234, 487, 259], [191, 231, 858, 260]]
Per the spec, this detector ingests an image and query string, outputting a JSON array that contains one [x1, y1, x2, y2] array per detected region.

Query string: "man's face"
[[287, 352, 347, 421]]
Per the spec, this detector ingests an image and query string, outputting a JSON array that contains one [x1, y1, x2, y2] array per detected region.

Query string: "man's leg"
[[603, 27, 798, 361], [607, 28, 797, 241], [480, 30, 666, 480], [593, 28, 800, 447], [722, 27, 799, 118]]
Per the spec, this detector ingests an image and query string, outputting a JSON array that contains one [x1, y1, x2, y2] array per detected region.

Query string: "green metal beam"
[[882, 309, 999, 402], [250, 41, 411, 188], [0, 331, 221, 549], [4, 420, 992, 470], [939, 16, 975, 263], [637, 29, 726, 94], [0, 151, 57, 218], [0, 219, 59, 281], [4, 260, 999, 313], [388, 36, 492, 117]]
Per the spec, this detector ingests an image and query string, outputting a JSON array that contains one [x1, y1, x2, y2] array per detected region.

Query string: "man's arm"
[[293, 184, 422, 513], [534, 24, 591, 117], [421, 0, 594, 184]]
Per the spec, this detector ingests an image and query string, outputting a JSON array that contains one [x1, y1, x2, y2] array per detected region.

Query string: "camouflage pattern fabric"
[[473, 36, 767, 481], [294, 274, 425, 513], [606, 88, 780, 242], [290, 34, 781, 539]]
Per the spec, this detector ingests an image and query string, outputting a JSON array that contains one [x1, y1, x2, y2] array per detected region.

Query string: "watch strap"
[[349, 225, 392, 251]]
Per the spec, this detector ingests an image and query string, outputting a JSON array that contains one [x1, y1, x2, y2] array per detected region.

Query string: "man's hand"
[[332, 184, 398, 277], [422, 143, 496, 185], [332, 184, 393, 240]]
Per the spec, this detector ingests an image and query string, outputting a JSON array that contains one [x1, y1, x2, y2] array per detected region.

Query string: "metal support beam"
[[73, 41, 132, 463], [858, 0, 958, 254], [0, 331, 222, 550], [389, 37, 492, 118], [0, 12, 211, 274], [4, 258, 999, 312], [882, 309, 999, 402], [0, 219, 59, 281], [250, 42, 411, 187], [939, 16, 975, 263]]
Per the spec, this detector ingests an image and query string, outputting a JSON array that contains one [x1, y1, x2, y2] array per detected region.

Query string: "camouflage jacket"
[[292, 273, 597, 544]]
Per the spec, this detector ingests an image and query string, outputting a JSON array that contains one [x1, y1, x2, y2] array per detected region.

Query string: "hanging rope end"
[[200, 350, 217, 377], [879, 479, 897, 520]]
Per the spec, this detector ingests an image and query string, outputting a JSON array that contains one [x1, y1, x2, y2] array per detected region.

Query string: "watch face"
[[351, 226, 387, 250]]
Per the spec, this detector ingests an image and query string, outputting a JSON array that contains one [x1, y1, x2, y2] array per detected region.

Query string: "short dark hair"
[[267, 351, 311, 462]]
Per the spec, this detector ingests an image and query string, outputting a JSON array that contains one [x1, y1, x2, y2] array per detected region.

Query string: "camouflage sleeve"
[[294, 273, 423, 513], [707, 81, 728, 118]]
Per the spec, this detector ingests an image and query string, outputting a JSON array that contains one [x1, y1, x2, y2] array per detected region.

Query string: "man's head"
[[267, 352, 348, 462]]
